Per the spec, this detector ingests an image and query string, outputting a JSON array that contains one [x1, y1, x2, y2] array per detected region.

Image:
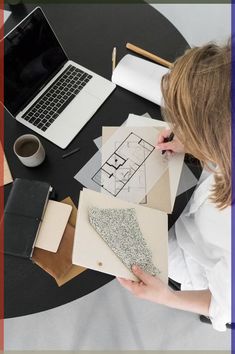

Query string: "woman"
[[117, 42, 231, 332]]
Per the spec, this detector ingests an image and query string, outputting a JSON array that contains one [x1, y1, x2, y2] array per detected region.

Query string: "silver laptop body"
[[4, 7, 115, 149]]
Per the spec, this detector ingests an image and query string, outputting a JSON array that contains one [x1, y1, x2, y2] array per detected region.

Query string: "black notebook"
[[4, 178, 52, 259]]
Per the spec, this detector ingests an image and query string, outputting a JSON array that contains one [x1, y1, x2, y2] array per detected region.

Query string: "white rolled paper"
[[112, 54, 169, 106]]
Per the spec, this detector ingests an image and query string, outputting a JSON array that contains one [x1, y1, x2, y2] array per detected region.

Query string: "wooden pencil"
[[126, 42, 172, 68]]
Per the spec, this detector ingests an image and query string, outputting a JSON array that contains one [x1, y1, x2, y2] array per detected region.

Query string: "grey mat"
[[5, 280, 231, 350]]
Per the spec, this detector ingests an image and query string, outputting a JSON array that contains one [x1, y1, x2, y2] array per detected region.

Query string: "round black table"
[[4, 2, 199, 318]]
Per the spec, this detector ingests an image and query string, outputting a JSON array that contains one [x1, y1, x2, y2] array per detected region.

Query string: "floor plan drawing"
[[75, 123, 183, 208], [92, 132, 155, 197]]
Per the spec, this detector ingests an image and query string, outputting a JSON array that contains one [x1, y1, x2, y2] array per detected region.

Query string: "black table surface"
[[4, 2, 200, 318]]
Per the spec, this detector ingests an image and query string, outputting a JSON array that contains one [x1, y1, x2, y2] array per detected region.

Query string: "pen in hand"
[[161, 132, 174, 155]]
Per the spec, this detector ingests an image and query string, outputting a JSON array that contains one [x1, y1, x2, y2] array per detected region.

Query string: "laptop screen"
[[4, 7, 68, 116]]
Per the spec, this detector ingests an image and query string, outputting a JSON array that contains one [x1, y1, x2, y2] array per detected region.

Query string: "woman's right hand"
[[156, 129, 185, 154]]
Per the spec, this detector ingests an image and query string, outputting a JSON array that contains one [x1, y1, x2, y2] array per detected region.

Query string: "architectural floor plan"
[[75, 126, 170, 205], [92, 133, 155, 198]]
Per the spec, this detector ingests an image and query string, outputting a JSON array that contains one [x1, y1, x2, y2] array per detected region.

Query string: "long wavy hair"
[[161, 42, 231, 209]]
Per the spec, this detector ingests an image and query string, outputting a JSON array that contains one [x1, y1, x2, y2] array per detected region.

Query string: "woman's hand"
[[117, 265, 173, 306], [117, 265, 211, 317], [156, 129, 185, 154]]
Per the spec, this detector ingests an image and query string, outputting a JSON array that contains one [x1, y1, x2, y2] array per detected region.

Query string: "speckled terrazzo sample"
[[88, 207, 160, 276]]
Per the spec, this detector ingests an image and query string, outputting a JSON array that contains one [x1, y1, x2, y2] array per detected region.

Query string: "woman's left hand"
[[117, 265, 173, 306]]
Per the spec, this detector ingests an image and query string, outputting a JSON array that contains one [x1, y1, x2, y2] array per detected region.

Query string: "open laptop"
[[4, 7, 116, 149]]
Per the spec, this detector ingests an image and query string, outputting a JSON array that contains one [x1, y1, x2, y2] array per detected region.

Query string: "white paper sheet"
[[93, 112, 153, 149], [2, 10, 11, 25], [112, 55, 169, 105], [93, 136, 102, 149], [126, 114, 198, 197]]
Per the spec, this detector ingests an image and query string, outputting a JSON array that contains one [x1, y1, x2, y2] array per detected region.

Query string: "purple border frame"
[[232, 1, 235, 350]]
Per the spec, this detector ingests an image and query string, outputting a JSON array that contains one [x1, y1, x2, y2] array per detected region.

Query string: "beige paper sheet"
[[33, 197, 86, 287], [72, 188, 168, 283], [102, 125, 184, 213], [35, 200, 72, 252], [4, 155, 13, 185], [2, 150, 13, 186]]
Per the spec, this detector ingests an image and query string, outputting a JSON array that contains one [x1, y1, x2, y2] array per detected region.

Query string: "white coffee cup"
[[13, 134, 46, 167]]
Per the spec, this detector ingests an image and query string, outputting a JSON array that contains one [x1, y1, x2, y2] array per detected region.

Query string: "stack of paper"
[[75, 116, 185, 213], [72, 114, 198, 282]]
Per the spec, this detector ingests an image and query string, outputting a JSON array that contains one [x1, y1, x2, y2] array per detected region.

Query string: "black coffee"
[[17, 140, 39, 157]]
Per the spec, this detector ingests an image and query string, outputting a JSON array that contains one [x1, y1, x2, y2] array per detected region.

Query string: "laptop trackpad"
[[45, 91, 101, 144]]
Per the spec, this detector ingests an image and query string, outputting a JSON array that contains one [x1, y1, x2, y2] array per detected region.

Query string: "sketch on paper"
[[91, 133, 155, 200], [74, 126, 169, 205]]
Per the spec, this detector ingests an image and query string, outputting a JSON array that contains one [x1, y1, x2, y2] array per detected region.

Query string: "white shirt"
[[168, 170, 231, 331]]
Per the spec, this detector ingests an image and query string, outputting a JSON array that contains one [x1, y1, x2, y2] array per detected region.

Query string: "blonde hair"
[[161, 42, 231, 209]]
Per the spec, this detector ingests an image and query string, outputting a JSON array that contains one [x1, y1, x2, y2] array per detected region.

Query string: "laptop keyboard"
[[22, 65, 93, 132]]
